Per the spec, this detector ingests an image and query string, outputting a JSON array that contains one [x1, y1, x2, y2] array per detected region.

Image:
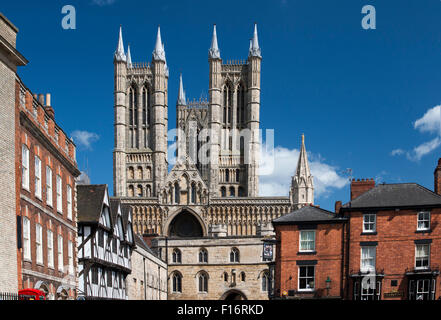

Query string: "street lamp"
[[325, 276, 332, 297]]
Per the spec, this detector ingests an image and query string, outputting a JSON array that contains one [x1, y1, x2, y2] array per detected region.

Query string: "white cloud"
[[391, 149, 405, 156], [414, 105, 441, 135], [259, 144, 348, 198], [71, 130, 99, 150], [407, 137, 441, 162], [91, 0, 116, 6]]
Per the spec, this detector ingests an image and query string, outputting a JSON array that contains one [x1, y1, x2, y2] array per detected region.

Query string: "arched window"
[[146, 167, 151, 179], [220, 187, 226, 197], [199, 248, 208, 263], [198, 272, 208, 293], [146, 185, 152, 197], [240, 272, 246, 282], [236, 170, 240, 182], [174, 182, 180, 204], [223, 272, 228, 282], [223, 83, 233, 126], [191, 183, 196, 204], [225, 170, 229, 182], [137, 166, 143, 180], [261, 272, 270, 292], [229, 186, 235, 197], [128, 167, 134, 180], [129, 85, 138, 126], [128, 185, 134, 197], [230, 248, 240, 263], [172, 249, 182, 264], [136, 185, 143, 197], [172, 272, 182, 293], [237, 83, 245, 125], [142, 86, 148, 125]]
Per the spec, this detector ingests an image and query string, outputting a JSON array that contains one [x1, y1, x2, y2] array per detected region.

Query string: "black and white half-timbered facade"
[[76, 184, 135, 300]]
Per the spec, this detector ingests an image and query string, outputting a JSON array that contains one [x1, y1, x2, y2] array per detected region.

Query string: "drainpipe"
[[143, 257, 146, 300]]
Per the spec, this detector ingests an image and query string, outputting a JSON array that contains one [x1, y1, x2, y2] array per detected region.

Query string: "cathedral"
[[112, 24, 314, 299]]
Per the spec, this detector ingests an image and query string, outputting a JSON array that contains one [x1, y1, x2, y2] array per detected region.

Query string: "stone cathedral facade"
[[112, 24, 314, 299]]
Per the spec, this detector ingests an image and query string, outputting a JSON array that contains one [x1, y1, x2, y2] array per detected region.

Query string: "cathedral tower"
[[290, 134, 314, 208], [113, 26, 168, 198]]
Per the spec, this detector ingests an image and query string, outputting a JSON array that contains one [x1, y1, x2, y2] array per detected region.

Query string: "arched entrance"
[[220, 289, 248, 300], [168, 210, 204, 238]]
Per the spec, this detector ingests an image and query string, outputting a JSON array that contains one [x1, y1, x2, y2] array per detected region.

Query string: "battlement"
[[128, 62, 152, 75], [187, 97, 209, 108], [223, 59, 247, 65]]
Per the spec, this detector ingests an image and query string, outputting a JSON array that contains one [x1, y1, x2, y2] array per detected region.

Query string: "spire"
[[248, 23, 261, 58], [126, 44, 132, 68], [209, 24, 221, 59], [114, 25, 127, 62], [291, 134, 314, 208], [177, 73, 186, 105], [152, 25, 165, 62]]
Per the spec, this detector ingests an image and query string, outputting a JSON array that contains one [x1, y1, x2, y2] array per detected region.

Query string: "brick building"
[[0, 12, 27, 293], [272, 205, 347, 299], [15, 79, 81, 298], [340, 162, 441, 300]]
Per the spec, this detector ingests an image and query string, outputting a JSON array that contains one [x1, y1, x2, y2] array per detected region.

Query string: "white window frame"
[[46, 166, 53, 206], [34, 156, 42, 199], [23, 217, 31, 261], [22, 145, 30, 190], [68, 240, 73, 275], [47, 230, 54, 268], [417, 211, 430, 231], [67, 185, 72, 220], [36, 224, 43, 265], [415, 244, 430, 270], [58, 235, 64, 272], [299, 230, 316, 252], [298, 265, 315, 292], [363, 213, 376, 233], [56, 175, 63, 213], [360, 246, 376, 273]]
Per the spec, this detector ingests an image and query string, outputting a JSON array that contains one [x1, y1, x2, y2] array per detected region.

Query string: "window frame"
[[46, 166, 53, 206], [417, 211, 431, 231], [68, 240, 74, 275], [22, 144, 30, 190], [363, 213, 376, 233], [56, 174, 63, 213], [415, 244, 430, 270], [298, 265, 315, 292], [34, 156, 42, 199], [360, 246, 376, 273], [299, 230, 316, 252], [198, 273, 208, 293], [35, 224, 43, 265], [47, 230, 54, 268], [67, 184, 72, 220], [23, 216, 31, 261], [58, 235, 64, 272]]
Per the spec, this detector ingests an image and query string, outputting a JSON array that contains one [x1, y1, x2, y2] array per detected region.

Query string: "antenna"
[[341, 168, 353, 181]]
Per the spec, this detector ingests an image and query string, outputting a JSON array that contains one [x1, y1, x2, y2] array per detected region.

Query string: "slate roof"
[[134, 234, 157, 257], [109, 198, 120, 228], [77, 184, 107, 223], [272, 205, 346, 225], [342, 183, 441, 210]]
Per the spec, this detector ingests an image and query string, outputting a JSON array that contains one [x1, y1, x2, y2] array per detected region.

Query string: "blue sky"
[[3, 0, 441, 211]]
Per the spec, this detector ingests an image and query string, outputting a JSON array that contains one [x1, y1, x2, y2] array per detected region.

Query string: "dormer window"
[[417, 211, 430, 231]]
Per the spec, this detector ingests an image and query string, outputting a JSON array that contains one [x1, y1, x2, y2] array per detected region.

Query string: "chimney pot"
[[335, 201, 342, 213], [434, 158, 441, 195], [45, 93, 51, 106], [38, 94, 44, 105]]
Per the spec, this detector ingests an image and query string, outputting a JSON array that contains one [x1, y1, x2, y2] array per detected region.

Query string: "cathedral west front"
[[112, 23, 314, 299]]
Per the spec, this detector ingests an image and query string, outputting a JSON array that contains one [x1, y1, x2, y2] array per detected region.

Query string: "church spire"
[[126, 44, 132, 68], [152, 25, 165, 62], [209, 24, 221, 59], [248, 23, 261, 58], [177, 73, 186, 106], [114, 25, 126, 62], [290, 134, 314, 208]]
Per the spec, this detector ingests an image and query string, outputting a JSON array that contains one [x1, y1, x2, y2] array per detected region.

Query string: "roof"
[[272, 205, 346, 225], [134, 234, 157, 257], [121, 204, 132, 232], [109, 198, 120, 227], [77, 185, 107, 223], [342, 183, 441, 210]]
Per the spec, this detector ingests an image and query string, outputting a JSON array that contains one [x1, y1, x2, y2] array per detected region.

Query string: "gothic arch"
[[165, 207, 207, 238], [220, 289, 247, 300]]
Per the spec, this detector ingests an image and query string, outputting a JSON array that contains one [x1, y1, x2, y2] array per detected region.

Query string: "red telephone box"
[[18, 289, 46, 300]]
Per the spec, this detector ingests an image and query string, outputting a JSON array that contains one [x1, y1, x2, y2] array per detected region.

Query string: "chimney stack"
[[38, 94, 44, 105], [44, 93, 55, 119], [434, 158, 441, 195], [335, 201, 342, 213], [350, 178, 376, 200]]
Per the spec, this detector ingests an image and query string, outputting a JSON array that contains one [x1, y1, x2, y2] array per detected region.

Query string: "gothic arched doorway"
[[221, 289, 248, 300], [168, 210, 204, 238]]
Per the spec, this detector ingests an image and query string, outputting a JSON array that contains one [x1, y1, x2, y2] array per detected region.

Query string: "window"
[[22, 145, 29, 190], [23, 217, 31, 261], [46, 166, 53, 206], [361, 246, 376, 272], [417, 212, 430, 231], [415, 244, 430, 269], [67, 185, 72, 220], [68, 240, 73, 275], [36, 224, 43, 264], [112, 238, 117, 253], [172, 273, 182, 293], [230, 248, 240, 263], [223, 272, 228, 282], [299, 230, 315, 252], [58, 235, 64, 272], [35, 156, 42, 198], [56, 175, 62, 213], [199, 249, 208, 263], [107, 270, 113, 287], [354, 278, 382, 300], [198, 273, 208, 293], [92, 268, 98, 284], [98, 230, 104, 247], [240, 272, 246, 282], [47, 230, 54, 268], [261, 272, 270, 292], [172, 249, 182, 263], [298, 266, 315, 291], [363, 213, 376, 233]]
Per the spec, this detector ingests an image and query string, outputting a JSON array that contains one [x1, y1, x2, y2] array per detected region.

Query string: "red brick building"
[[272, 205, 347, 299], [340, 164, 441, 300], [15, 78, 81, 299]]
